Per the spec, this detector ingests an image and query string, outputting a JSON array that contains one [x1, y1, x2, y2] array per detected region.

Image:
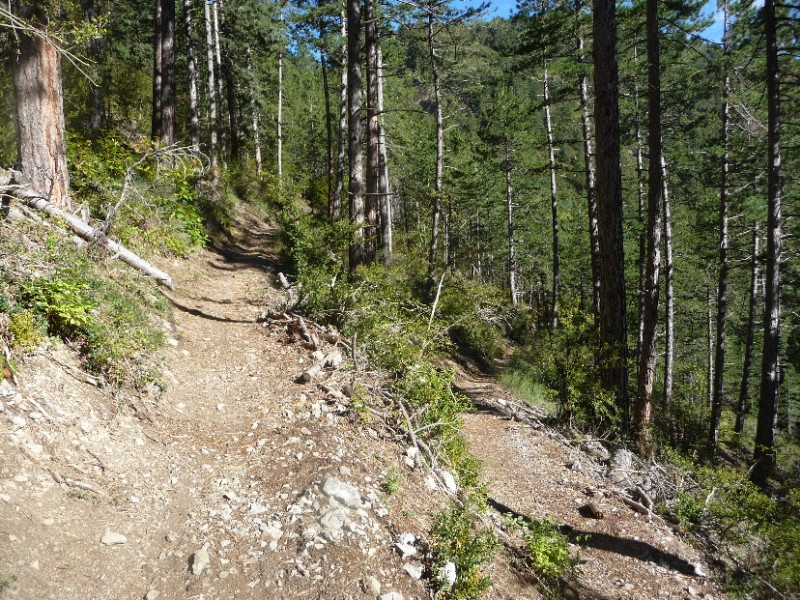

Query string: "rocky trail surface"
[[1, 214, 729, 600]]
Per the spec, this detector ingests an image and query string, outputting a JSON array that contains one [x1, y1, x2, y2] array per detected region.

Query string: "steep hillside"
[[0, 211, 727, 600]]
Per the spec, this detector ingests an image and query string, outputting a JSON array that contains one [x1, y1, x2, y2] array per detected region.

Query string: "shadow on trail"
[[161, 294, 254, 324], [487, 497, 698, 577], [204, 221, 279, 274]]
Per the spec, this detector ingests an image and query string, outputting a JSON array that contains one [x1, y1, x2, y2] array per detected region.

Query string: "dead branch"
[[2, 171, 174, 289]]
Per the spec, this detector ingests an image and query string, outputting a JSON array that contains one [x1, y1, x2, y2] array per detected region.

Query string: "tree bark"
[[11, 0, 70, 209], [213, 0, 227, 165], [365, 0, 379, 263], [592, 0, 629, 429], [331, 7, 347, 221], [183, 0, 201, 151], [505, 135, 518, 307], [152, 0, 163, 140], [707, 282, 715, 411], [662, 155, 675, 408], [277, 6, 284, 182], [160, 0, 177, 146], [635, 0, 662, 450], [752, 0, 782, 488], [736, 224, 759, 435], [204, 0, 219, 175], [543, 66, 559, 328], [578, 45, 600, 328], [710, 3, 731, 451], [322, 50, 334, 208], [377, 44, 393, 264], [426, 7, 444, 297], [347, 0, 366, 272]]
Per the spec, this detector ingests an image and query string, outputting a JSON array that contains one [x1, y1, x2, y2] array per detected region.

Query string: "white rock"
[[363, 575, 381, 595], [192, 546, 210, 575], [397, 532, 416, 545], [41, 517, 54, 526], [30, 560, 40, 570], [101, 531, 127, 545], [145, 591, 160, 600], [394, 543, 416, 559], [379, 593, 404, 600], [320, 476, 362, 508], [438, 561, 456, 589], [167, 338, 179, 347], [440, 470, 458, 494], [9, 415, 25, 429], [403, 561, 424, 580], [0, 494, 10, 503]]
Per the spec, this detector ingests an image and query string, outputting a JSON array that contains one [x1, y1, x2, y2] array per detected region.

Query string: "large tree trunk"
[[592, 0, 629, 430], [752, 0, 782, 488], [710, 4, 731, 452], [160, 0, 176, 146], [707, 282, 715, 411], [277, 7, 284, 182], [347, 0, 365, 273], [183, 0, 200, 151], [377, 44, 393, 264], [505, 135, 518, 307], [634, 0, 662, 451], [152, 0, 163, 140], [426, 8, 444, 297], [331, 7, 347, 221], [213, 0, 227, 165], [543, 66, 559, 328], [322, 50, 334, 209], [736, 224, 759, 435], [204, 0, 219, 174], [633, 45, 646, 376], [365, 0, 379, 264], [578, 43, 600, 328], [662, 156, 675, 408], [11, 0, 70, 209]]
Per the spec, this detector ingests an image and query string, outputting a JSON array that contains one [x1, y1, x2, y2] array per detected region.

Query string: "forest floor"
[[0, 208, 730, 600]]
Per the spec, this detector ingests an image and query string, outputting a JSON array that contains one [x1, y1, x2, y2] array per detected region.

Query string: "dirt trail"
[[0, 216, 432, 600], [0, 213, 730, 600], [454, 372, 727, 600]]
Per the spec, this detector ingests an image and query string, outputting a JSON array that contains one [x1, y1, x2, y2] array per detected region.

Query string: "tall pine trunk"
[[331, 8, 347, 221], [277, 7, 284, 182], [752, 0, 783, 488], [592, 0, 629, 429], [426, 8, 444, 297], [365, 0, 379, 264], [12, 0, 70, 209], [543, 66, 559, 328], [662, 156, 675, 408], [377, 45, 393, 263], [505, 135, 518, 306], [213, 0, 226, 165], [710, 4, 731, 451], [152, 0, 163, 140], [204, 0, 218, 174], [183, 0, 200, 151], [160, 0, 176, 146], [635, 0, 662, 450], [736, 224, 759, 435], [347, 0, 365, 272], [578, 45, 600, 328]]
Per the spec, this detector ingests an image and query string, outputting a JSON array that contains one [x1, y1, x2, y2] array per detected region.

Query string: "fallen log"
[[2, 171, 174, 289]]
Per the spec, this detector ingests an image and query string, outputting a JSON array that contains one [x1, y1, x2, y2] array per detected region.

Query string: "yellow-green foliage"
[[7, 310, 45, 353], [667, 455, 800, 597], [430, 503, 497, 600], [7, 235, 169, 386], [67, 132, 208, 258], [506, 514, 577, 586]]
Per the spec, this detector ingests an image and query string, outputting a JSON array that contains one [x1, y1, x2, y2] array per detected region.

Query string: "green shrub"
[[667, 458, 800, 597], [506, 513, 577, 586], [511, 302, 619, 431], [430, 503, 498, 600], [7, 310, 46, 353]]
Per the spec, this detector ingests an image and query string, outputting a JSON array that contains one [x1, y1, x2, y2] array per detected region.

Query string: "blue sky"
[[456, 0, 727, 43]]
